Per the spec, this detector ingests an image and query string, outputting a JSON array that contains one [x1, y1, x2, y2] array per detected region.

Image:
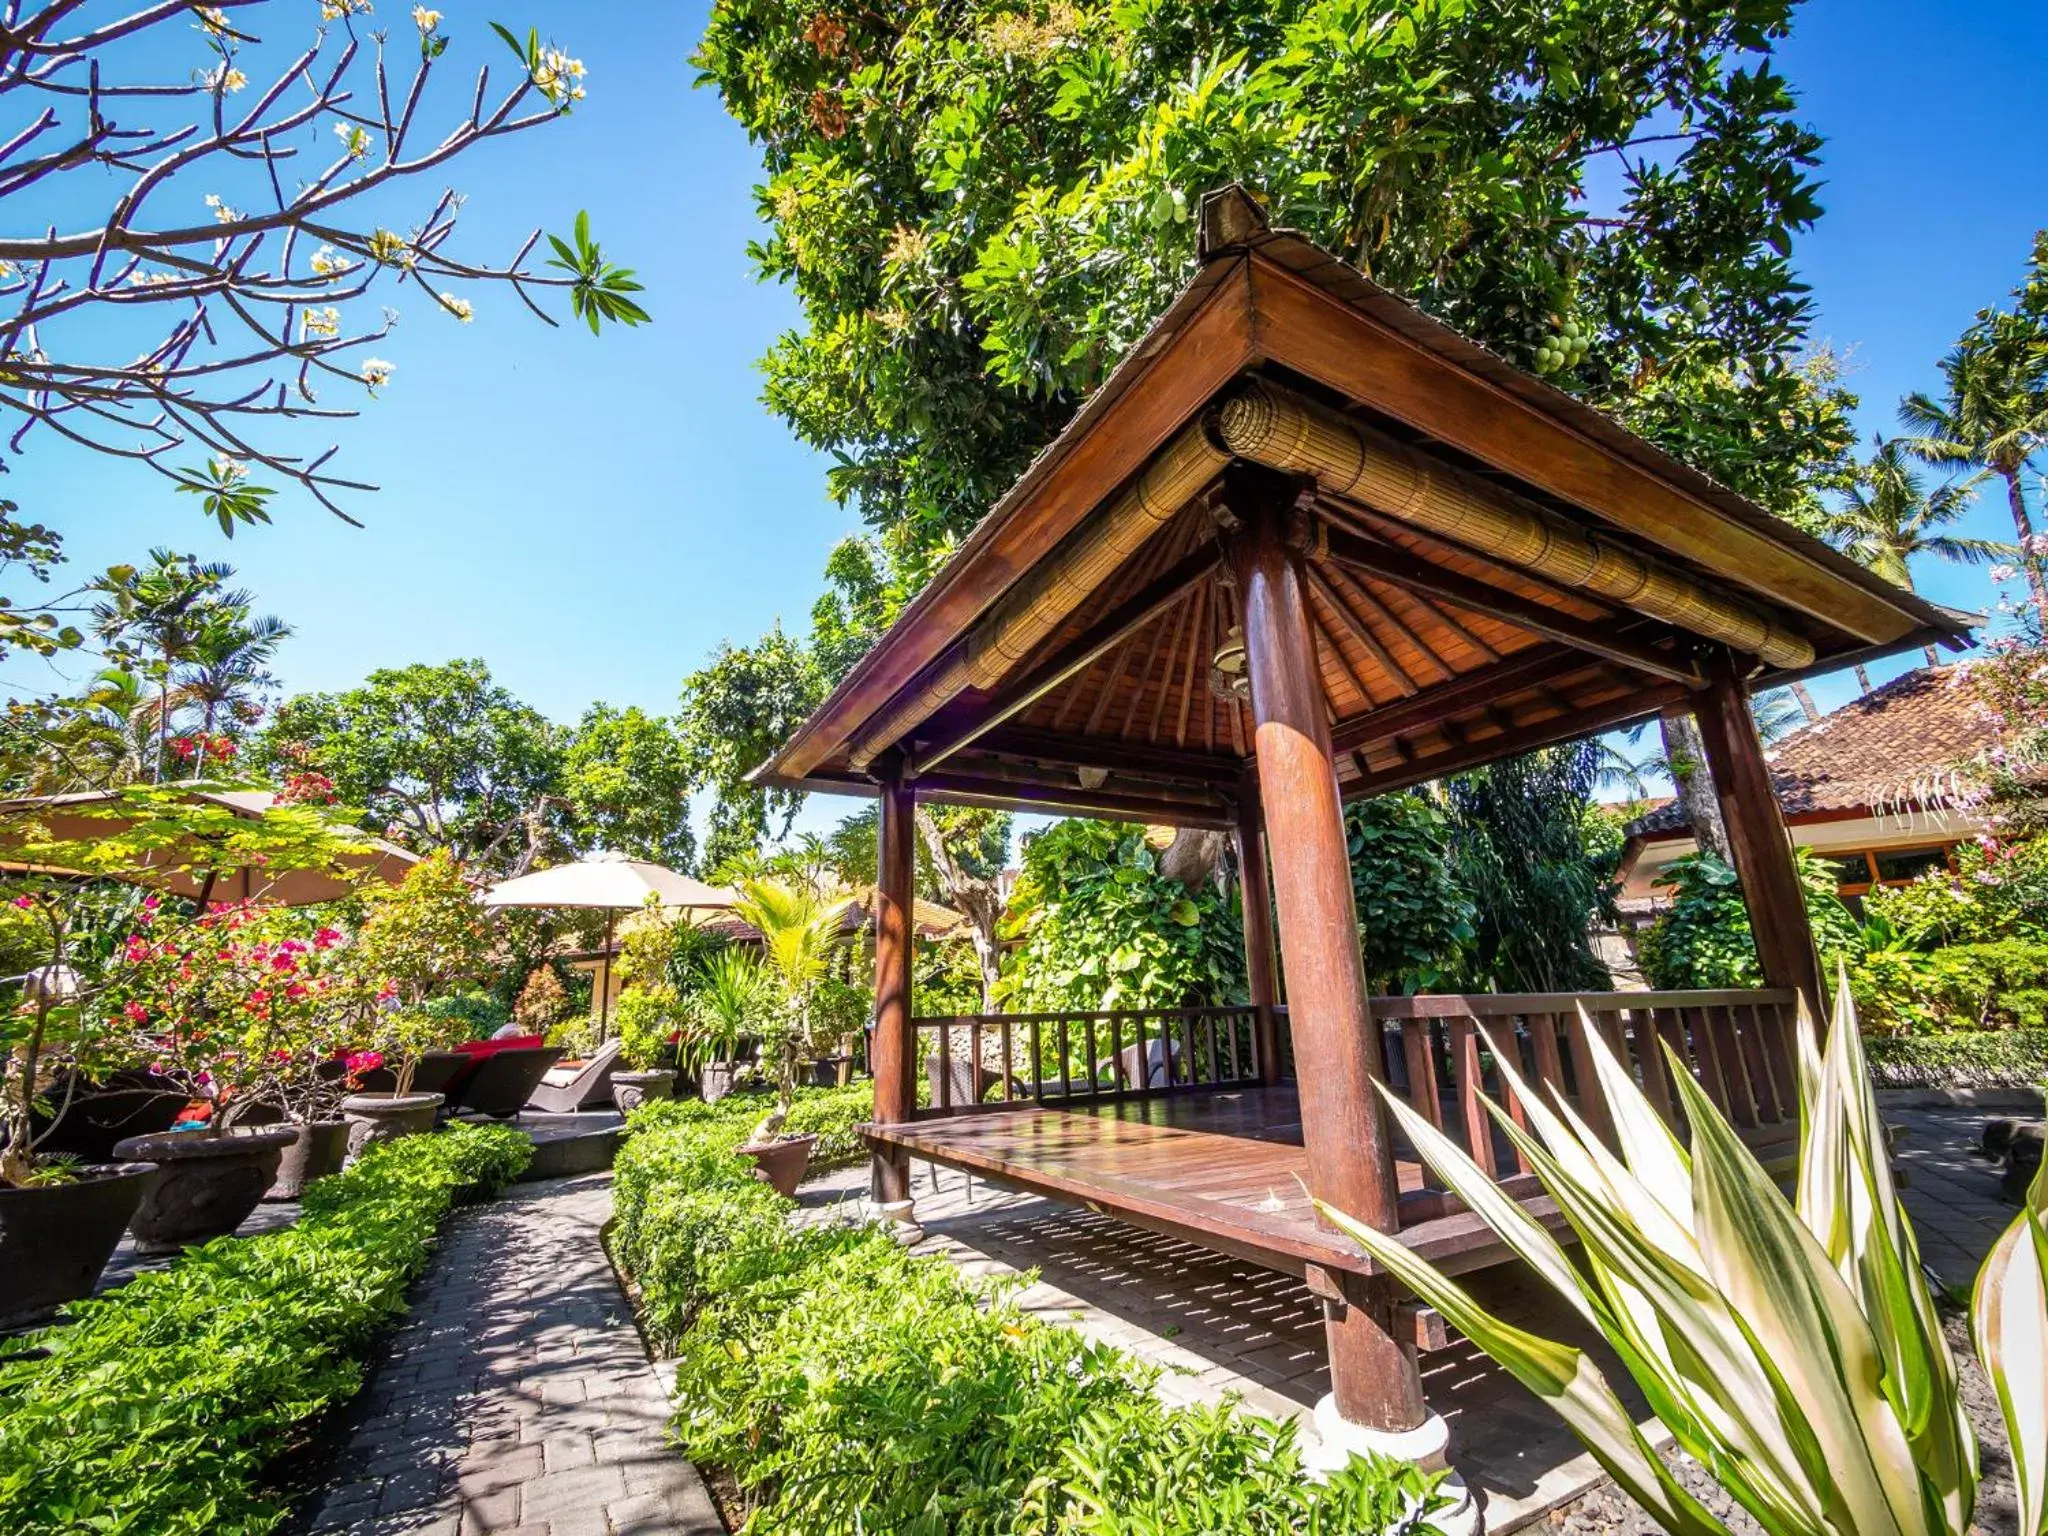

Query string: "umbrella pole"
[[599, 909, 615, 1040]]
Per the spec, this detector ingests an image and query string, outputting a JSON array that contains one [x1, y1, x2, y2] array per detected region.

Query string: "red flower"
[[313, 927, 342, 950], [124, 1001, 150, 1023]]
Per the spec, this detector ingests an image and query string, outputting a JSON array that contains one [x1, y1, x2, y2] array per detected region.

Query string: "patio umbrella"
[[0, 786, 418, 908], [480, 853, 735, 1031]]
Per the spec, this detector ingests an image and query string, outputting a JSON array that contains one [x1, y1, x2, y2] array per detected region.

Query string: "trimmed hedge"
[[609, 1092, 1450, 1534], [0, 1122, 531, 1535], [1863, 1028, 2048, 1091]]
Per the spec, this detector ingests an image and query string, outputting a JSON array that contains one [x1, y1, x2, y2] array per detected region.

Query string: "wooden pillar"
[[1235, 770, 1284, 1084], [870, 769, 917, 1206], [1691, 647, 1826, 1021], [1227, 468, 1423, 1433]]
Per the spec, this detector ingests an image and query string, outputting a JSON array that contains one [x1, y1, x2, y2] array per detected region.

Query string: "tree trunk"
[[1854, 664, 1874, 694], [1788, 681, 1821, 723], [1659, 712, 1731, 865], [2001, 465, 2048, 622], [913, 806, 1006, 1013], [1923, 645, 1941, 667], [1157, 826, 1227, 890]]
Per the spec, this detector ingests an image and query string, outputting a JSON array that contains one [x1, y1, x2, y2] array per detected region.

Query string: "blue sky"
[[6, 0, 2046, 833]]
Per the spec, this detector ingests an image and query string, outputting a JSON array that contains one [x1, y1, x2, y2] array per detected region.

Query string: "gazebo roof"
[[760, 188, 1966, 826]]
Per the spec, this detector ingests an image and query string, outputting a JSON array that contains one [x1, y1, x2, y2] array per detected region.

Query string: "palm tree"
[[729, 878, 852, 1127], [1898, 322, 2048, 620], [1825, 437, 2013, 677], [181, 607, 292, 773], [87, 549, 232, 781]]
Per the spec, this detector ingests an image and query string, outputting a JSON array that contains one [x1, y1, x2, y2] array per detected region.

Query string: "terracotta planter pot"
[[264, 1119, 350, 1201], [111, 1127, 296, 1254], [736, 1132, 817, 1198], [610, 1069, 676, 1116], [0, 1162, 158, 1329], [340, 1092, 444, 1160]]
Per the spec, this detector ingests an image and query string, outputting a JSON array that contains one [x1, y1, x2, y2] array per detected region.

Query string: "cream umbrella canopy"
[[480, 853, 735, 1032]]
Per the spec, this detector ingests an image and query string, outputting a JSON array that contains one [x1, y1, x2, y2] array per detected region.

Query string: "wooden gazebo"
[[755, 188, 1966, 1480]]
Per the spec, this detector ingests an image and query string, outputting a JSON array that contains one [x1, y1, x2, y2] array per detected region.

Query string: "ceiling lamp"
[[1210, 624, 1250, 700]]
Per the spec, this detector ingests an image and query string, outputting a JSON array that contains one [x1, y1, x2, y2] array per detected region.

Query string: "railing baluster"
[[1401, 1017, 1443, 1130], [1635, 1008, 1675, 1127], [1528, 1010, 1567, 1110], [1449, 1014, 1495, 1176], [969, 1018, 984, 1107], [937, 1019, 953, 1113], [1684, 1005, 1731, 1115], [1736, 1002, 1782, 1123], [1029, 1018, 1043, 1102], [1564, 1007, 1615, 1146], [999, 1018, 1015, 1103], [1709, 1004, 1759, 1127]]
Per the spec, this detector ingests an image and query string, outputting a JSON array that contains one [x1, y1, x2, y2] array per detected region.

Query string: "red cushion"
[[453, 1035, 545, 1058]]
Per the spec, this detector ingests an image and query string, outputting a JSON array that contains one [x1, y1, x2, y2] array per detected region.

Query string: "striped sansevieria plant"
[[1319, 975, 2047, 1536]]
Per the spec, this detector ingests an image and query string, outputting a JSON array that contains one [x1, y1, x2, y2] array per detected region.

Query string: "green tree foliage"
[[1899, 230, 2048, 619], [560, 704, 696, 867], [1343, 791, 1475, 994], [1440, 742, 1614, 992], [675, 626, 824, 871], [260, 660, 565, 872], [697, 0, 1854, 569], [999, 820, 1244, 1011]]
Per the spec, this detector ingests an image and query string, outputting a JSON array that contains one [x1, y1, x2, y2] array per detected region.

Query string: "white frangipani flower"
[[302, 306, 342, 338], [437, 293, 473, 322], [412, 6, 441, 30], [359, 357, 394, 389]]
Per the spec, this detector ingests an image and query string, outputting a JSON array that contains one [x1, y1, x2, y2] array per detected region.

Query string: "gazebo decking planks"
[[864, 1087, 1569, 1284]]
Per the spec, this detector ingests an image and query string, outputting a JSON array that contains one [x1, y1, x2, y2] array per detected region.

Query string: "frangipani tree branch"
[[0, 1, 646, 528]]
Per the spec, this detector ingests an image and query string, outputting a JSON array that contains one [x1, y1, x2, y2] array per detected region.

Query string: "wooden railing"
[[910, 1006, 1263, 1117], [1361, 988, 1800, 1183]]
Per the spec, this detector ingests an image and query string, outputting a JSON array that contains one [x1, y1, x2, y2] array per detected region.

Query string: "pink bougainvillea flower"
[[124, 1001, 149, 1023], [313, 927, 342, 949], [11, 894, 34, 910]]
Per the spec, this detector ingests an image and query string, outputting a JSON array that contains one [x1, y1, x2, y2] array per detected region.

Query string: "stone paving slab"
[[297, 1173, 721, 1536]]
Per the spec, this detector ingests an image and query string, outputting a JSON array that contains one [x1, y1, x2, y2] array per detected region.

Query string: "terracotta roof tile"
[[1629, 664, 2001, 836]]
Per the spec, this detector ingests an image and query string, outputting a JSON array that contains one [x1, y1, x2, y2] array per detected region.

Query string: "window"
[[1818, 853, 1874, 891], [1872, 846, 1952, 884]]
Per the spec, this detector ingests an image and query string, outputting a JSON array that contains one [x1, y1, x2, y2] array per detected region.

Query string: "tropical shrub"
[[1344, 793, 1475, 995], [1862, 1029, 2048, 1091], [0, 1123, 530, 1535], [1637, 849, 1860, 991], [418, 988, 513, 1040], [1849, 939, 2048, 1035], [1325, 985, 2046, 1536], [730, 878, 854, 1121], [1866, 836, 2048, 949], [998, 820, 1244, 1013], [513, 962, 572, 1031], [608, 1093, 1449, 1535], [615, 983, 685, 1072]]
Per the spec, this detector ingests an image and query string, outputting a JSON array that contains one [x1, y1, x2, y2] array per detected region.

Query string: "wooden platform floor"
[[865, 1085, 1562, 1280]]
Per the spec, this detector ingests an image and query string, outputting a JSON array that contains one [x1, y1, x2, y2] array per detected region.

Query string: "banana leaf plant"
[[1320, 975, 2046, 1536]]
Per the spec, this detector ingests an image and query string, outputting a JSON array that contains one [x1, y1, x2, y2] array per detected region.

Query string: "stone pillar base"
[[869, 1197, 923, 1246], [1305, 1396, 1480, 1535]]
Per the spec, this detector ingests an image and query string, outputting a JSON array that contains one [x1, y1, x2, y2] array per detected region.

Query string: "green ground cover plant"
[[608, 1091, 1451, 1534], [0, 1122, 531, 1535]]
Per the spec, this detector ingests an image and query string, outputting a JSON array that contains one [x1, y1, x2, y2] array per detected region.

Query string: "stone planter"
[[610, 1069, 676, 1115], [804, 1055, 853, 1089], [736, 1132, 817, 1198], [700, 1061, 740, 1104], [264, 1119, 350, 1201], [0, 1162, 158, 1329], [340, 1092, 444, 1160], [111, 1127, 296, 1254]]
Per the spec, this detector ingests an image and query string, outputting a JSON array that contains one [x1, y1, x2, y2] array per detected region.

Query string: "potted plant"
[[99, 900, 306, 1252], [0, 889, 159, 1327], [693, 947, 767, 1104], [337, 851, 492, 1158], [609, 985, 680, 1113], [727, 879, 850, 1195]]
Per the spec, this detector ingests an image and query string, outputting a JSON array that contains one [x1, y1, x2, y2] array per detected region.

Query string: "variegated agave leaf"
[[1975, 1148, 2048, 1536], [1318, 996, 1981, 1536]]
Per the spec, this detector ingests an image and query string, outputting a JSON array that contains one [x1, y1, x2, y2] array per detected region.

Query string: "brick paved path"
[[299, 1174, 721, 1536]]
